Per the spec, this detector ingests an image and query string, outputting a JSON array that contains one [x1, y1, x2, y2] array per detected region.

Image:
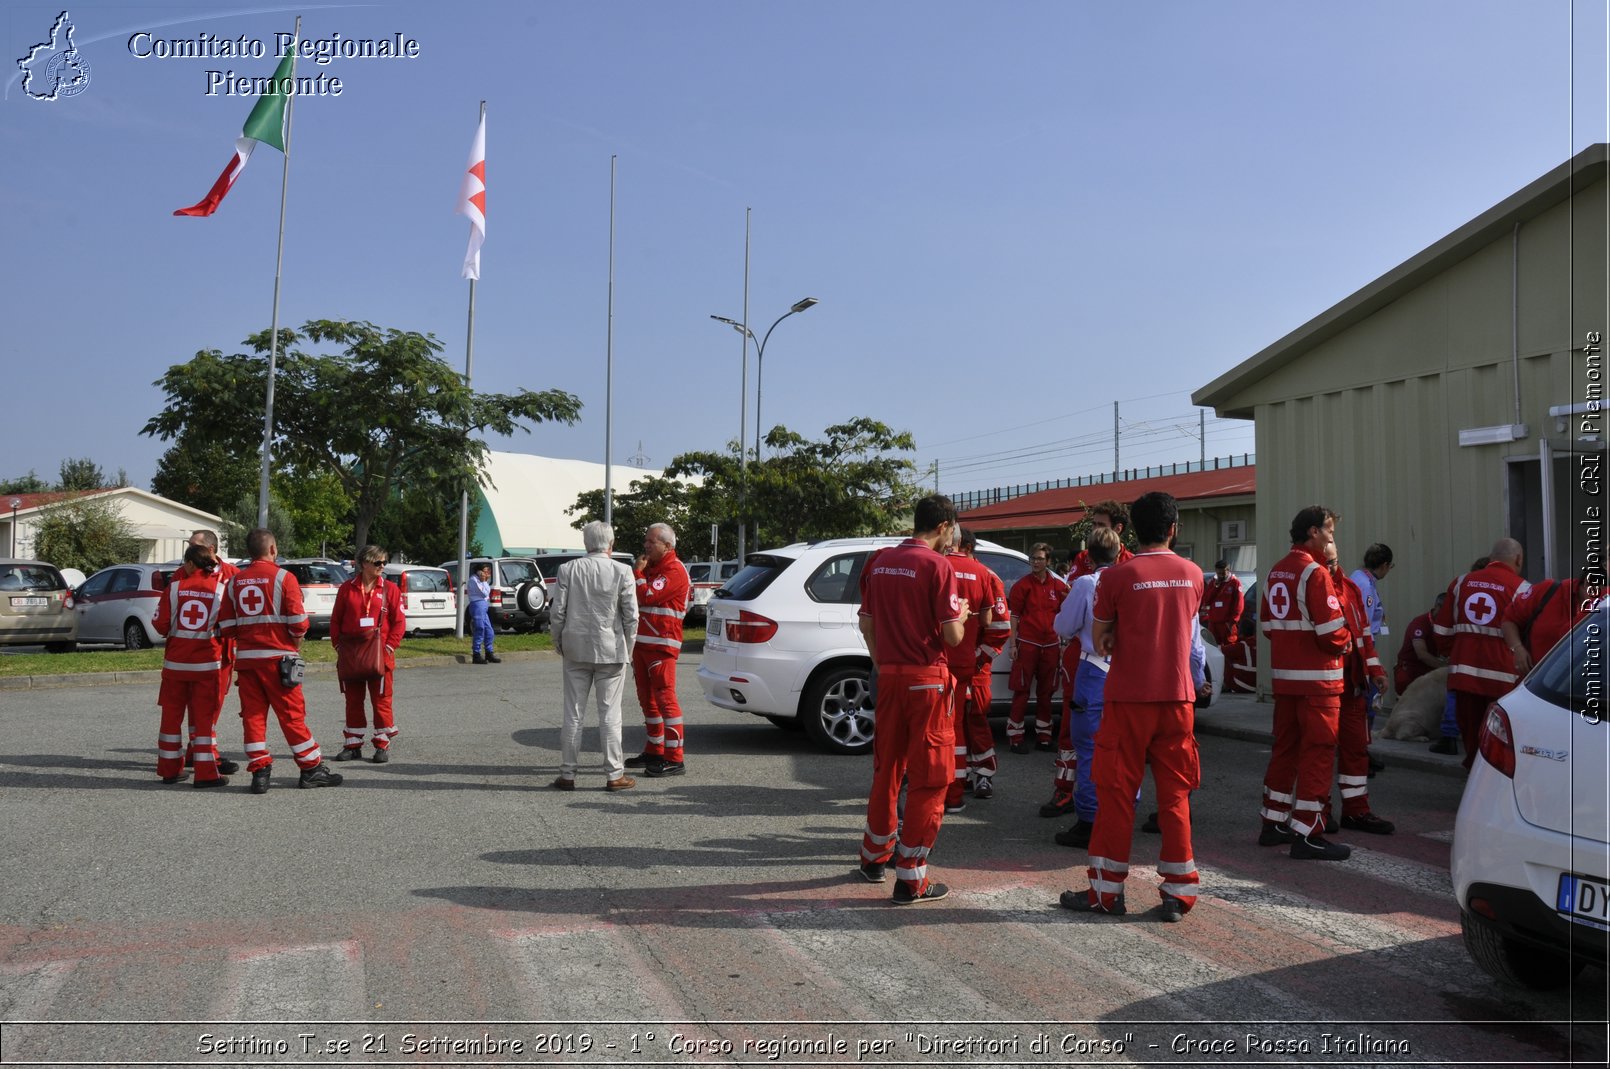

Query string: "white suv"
[[697, 537, 1031, 755]]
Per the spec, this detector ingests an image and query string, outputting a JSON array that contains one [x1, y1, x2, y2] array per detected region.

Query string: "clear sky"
[[3, 0, 1606, 500]]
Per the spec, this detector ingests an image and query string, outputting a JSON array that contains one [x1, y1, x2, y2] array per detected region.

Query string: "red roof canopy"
[[959, 467, 1256, 532]]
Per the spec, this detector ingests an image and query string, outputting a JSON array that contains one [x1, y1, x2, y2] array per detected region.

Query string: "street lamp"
[[711, 297, 819, 463], [9, 497, 20, 558]]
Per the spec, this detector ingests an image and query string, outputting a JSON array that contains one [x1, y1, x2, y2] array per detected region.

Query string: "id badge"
[[359, 616, 376, 628]]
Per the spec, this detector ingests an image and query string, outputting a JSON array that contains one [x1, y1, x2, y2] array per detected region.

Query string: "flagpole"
[[604, 155, 616, 526], [455, 98, 486, 640], [256, 15, 299, 528]]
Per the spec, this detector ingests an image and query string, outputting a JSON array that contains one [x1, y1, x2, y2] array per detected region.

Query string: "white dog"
[[1380, 667, 1451, 741]]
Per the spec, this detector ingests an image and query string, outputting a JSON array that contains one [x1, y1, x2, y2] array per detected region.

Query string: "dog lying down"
[[1379, 667, 1451, 741]]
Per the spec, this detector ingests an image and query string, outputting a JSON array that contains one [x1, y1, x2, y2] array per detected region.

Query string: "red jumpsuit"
[[1433, 561, 1528, 770], [329, 576, 406, 753], [943, 551, 995, 807], [857, 538, 961, 900], [212, 559, 240, 724], [219, 560, 324, 772], [633, 549, 691, 764], [152, 567, 227, 783], [1504, 577, 1596, 665], [1200, 573, 1244, 646], [1392, 611, 1439, 695], [1330, 569, 1385, 820], [1259, 546, 1351, 837], [1006, 570, 1067, 746]]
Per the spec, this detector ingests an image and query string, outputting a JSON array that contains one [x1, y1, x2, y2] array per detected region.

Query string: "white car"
[[684, 559, 741, 623], [1451, 606, 1609, 988], [383, 564, 458, 635]]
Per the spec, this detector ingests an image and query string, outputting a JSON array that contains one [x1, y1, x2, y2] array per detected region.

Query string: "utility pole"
[[1199, 409, 1206, 466], [1112, 401, 1119, 480]]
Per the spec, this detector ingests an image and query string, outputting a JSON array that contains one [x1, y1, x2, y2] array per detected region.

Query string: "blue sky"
[[3, 0, 1606, 499]]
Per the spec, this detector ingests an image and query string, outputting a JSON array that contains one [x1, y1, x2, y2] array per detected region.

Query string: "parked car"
[[1451, 605, 1609, 989], [438, 556, 547, 632], [697, 537, 1033, 755], [383, 564, 458, 635], [684, 559, 741, 623], [280, 559, 351, 634], [72, 563, 176, 649], [0, 559, 78, 651], [526, 550, 641, 626]]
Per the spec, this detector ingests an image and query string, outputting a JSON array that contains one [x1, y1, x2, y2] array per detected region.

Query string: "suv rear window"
[[805, 553, 866, 605], [718, 555, 793, 602], [291, 563, 347, 585], [1525, 607, 1610, 720], [499, 560, 539, 586], [978, 550, 1031, 591], [0, 565, 65, 591], [686, 563, 712, 583]]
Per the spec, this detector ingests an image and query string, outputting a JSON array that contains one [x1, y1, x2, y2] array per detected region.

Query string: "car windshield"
[[1524, 606, 1610, 720], [718, 556, 792, 601], [0, 565, 65, 592], [500, 560, 538, 585], [299, 564, 346, 585], [533, 557, 571, 579]]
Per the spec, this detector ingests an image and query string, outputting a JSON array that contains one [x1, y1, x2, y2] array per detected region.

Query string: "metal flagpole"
[[605, 155, 616, 525], [454, 99, 485, 639], [256, 15, 299, 528]]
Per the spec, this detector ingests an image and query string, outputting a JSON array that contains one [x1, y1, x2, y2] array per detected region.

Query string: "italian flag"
[[174, 49, 295, 217]]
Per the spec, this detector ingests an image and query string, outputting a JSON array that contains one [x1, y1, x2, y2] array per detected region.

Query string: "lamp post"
[[9, 497, 20, 558]]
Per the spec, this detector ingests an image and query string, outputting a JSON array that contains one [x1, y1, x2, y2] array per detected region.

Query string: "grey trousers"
[[559, 659, 628, 780]]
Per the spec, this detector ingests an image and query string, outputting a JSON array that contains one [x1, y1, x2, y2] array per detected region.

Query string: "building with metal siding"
[[1195, 144, 1607, 692]]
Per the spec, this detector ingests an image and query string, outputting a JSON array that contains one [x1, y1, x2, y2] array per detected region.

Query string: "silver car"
[[72, 563, 175, 649]]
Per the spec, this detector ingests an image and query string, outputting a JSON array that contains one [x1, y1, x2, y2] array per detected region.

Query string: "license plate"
[[709, 618, 723, 641], [422, 599, 444, 609], [1557, 873, 1610, 930], [9, 597, 47, 608]]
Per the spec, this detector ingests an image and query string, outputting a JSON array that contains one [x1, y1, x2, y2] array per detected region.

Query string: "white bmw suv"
[[697, 537, 1032, 755]]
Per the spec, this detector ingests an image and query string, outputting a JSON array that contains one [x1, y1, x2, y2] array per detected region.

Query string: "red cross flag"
[[456, 111, 486, 280]]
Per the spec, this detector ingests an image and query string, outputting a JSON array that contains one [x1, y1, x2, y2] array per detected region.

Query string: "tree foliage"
[[57, 457, 105, 492], [32, 497, 143, 573], [0, 471, 50, 495], [142, 319, 582, 550], [569, 475, 722, 559], [151, 432, 259, 518]]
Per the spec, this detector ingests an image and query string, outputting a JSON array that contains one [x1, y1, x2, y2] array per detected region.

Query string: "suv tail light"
[[725, 610, 778, 643], [1477, 702, 1516, 778], [489, 588, 503, 606]]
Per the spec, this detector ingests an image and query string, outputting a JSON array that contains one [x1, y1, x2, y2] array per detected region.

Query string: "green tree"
[[33, 496, 143, 572], [0, 471, 50, 495], [219, 492, 297, 559], [369, 484, 484, 563], [273, 469, 352, 557], [568, 474, 727, 559], [151, 433, 258, 517], [57, 457, 105, 491], [142, 319, 582, 550]]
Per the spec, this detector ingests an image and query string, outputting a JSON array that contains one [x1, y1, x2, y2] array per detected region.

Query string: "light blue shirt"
[[1350, 567, 1385, 635], [467, 574, 491, 604]]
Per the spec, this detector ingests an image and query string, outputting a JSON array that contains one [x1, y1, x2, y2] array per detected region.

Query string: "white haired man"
[[626, 522, 692, 776]]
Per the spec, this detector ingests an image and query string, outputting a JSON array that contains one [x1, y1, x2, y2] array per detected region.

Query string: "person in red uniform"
[[1044, 503, 1134, 816], [626, 521, 692, 777], [1006, 542, 1067, 753], [186, 529, 240, 777], [219, 528, 342, 794], [1432, 538, 1529, 771], [1502, 564, 1604, 673], [1325, 548, 1394, 834], [152, 543, 231, 788], [1200, 559, 1244, 646], [1257, 506, 1353, 860], [857, 494, 968, 904], [1059, 491, 1204, 920], [943, 529, 995, 811], [329, 545, 407, 763], [1393, 592, 1447, 695]]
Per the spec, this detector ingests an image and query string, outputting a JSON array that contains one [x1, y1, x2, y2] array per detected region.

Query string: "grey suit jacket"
[[550, 552, 639, 664]]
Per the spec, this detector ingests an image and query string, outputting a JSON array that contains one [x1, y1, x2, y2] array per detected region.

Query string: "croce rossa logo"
[[17, 10, 91, 101]]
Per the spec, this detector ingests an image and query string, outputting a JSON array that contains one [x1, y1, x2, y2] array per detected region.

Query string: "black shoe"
[[1009, 740, 1031, 754], [370, 748, 389, 764], [1429, 736, 1460, 755], [298, 763, 344, 789], [892, 881, 950, 905], [1054, 820, 1094, 849], [624, 752, 656, 769], [193, 776, 230, 789], [1035, 740, 1054, 752], [250, 768, 271, 794], [943, 799, 967, 814], [1290, 835, 1351, 861], [1141, 811, 1161, 834], [332, 746, 364, 762], [1257, 821, 1296, 847], [216, 758, 240, 775], [472, 652, 487, 664], [1341, 812, 1395, 835], [485, 652, 502, 664], [858, 861, 887, 883], [160, 774, 184, 785], [1039, 796, 1076, 818], [645, 758, 685, 777], [1156, 894, 1187, 923], [971, 779, 994, 800], [1060, 889, 1125, 914]]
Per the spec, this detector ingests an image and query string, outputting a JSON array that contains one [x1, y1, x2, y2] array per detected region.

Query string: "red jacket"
[[943, 551, 993, 671], [980, 564, 1010, 653], [1007, 570, 1068, 645], [219, 559, 308, 665], [1503, 577, 1594, 665], [1200, 573, 1245, 627], [1393, 611, 1439, 690], [1069, 546, 1133, 581], [153, 566, 226, 673], [1333, 567, 1384, 695], [1433, 561, 1529, 698], [329, 577, 406, 652], [1261, 546, 1352, 696], [635, 548, 691, 655]]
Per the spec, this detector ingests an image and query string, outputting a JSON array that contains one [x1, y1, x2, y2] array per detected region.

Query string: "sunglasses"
[[364, 559, 388, 567]]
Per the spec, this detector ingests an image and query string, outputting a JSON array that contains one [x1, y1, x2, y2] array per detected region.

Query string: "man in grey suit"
[[550, 520, 641, 791]]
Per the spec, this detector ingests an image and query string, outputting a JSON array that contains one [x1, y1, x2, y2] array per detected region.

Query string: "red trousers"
[[157, 672, 223, 781], [945, 666, 996, 806], [1051, 658, 1081, 803], [1008, 641, 1059, 743], [1081, 700, 1200, 912], [1452, 689, 1493, 772], [1260, 694, 1340, 836], [340, 658, 397, 751], [236, 663, 323, 771], [632, 645, 684, 761], [860, 664, 953, 898], [1331, 692, 1372, 819], [1208, 620, 1238, 646]]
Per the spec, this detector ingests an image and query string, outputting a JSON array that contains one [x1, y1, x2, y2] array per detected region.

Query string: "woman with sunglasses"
[[329, 546, 407, 762]]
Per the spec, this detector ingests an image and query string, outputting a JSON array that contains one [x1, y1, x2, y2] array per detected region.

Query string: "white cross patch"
[[178, 598, 210, 631], [1464, 590, 1498, 627], [1266, 583, 1292, 620], [237, 585, 267, 617]]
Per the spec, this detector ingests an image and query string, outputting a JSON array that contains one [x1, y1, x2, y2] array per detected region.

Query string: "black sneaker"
[[1009, 739, 1032, 755], [1341, 812, 1395, 835], [892, 881, 950, 905], [1054, 820, 1094, 849], [624, 752, 656, 769], [1429, 736, 1460, 755], [972, 779, 994, 800], [250, 768, 272, 794], [298, 763, 344, 789], [1257, 821, 1296, 847], [858, 861, 887, 883], [160, 774, 184, 785], [1034, 740, 1055, 752], [1039, 796, 1076, 818], [485, 652, 502, 664], [332, 747, 364, 762], [1156, 894, 1187, 923], [645, 758, 685, 777], [193, 777, 230, 789], [472, 652, 487, 665], [370, 748, 390, 764], [217, 758, 240, 775], [1060, 889, 1125, 914], [943, 799, 967, 814], [1290, 835, 1351, 861], [1141, 811, 1161, 834]]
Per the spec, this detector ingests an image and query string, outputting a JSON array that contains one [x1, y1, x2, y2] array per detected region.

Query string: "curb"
[[0, 649, 559, 691]]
